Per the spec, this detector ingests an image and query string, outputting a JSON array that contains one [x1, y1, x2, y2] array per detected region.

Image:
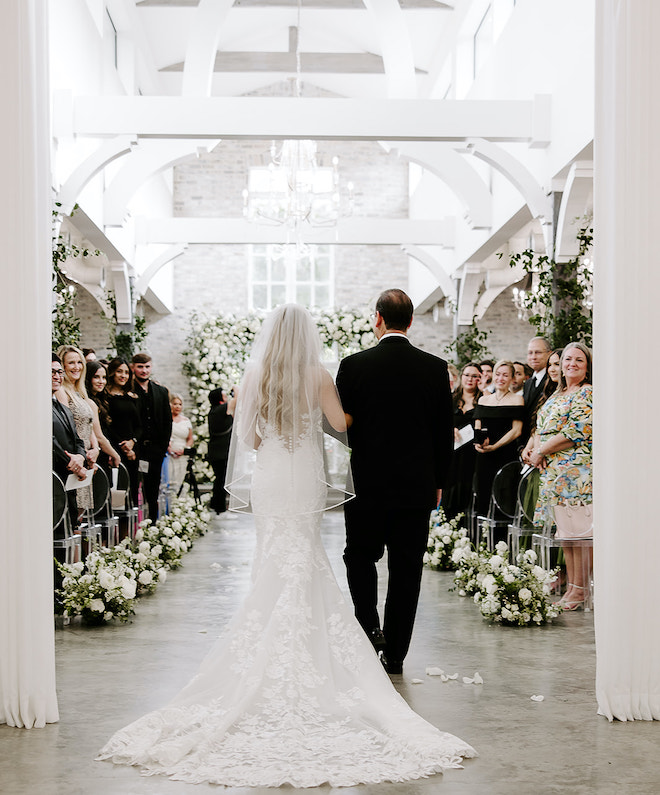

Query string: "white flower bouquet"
[[423, 508, 469, 571], [453, 532, 562, 626], [57, 552, 137, 624]]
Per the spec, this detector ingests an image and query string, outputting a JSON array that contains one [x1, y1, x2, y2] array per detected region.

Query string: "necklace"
[[494, 390, 508, 404]]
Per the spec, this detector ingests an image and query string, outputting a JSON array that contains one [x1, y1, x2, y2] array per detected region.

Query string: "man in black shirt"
[[131, 353, 172, 521]]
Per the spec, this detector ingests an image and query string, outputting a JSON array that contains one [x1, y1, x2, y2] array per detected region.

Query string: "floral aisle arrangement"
[[56, 496, 210, 624], [452, 535, 562, 626], [423, 508, 469, 570], [182, 308, 375, 478]]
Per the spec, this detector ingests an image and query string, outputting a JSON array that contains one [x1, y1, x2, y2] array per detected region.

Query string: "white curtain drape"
[[594, 0, 660, 721], [0, 0, 58, 728]]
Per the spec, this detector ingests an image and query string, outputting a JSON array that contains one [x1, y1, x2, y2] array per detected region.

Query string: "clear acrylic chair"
[[79, 467, 115, 549], [506, 465, 540, 559], [112, 462, 139, 541], [531, 509, 594, 610], [52, 472, 82, 565], [478, 460, 523, 550]]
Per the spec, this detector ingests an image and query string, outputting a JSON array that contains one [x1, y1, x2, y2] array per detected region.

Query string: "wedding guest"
[[336, 289, 453, 675], [521, 337, 551, 444], [479, 359, 495, 393], [473, 360, 524, 520], [529, 343, 593, 610], [82, 348, 96, 362], [511, 361, 532, 395], [79, 359, 122, 471], [207, 387, 236, 514], [131, 353, 172, 521], [447, 362, 459, 392], [442, 362, 482, 522], [56, 345, 101, 514], [52, 353, 89, 530], [105, 357, 142, 503], [521, 348, 562, 464], [166, 394, 194, 496]]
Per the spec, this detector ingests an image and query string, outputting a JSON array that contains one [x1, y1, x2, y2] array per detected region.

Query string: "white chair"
[[112, 462, 140, 540], [52, 472, 82, 565], [532, 509, 593, 610]]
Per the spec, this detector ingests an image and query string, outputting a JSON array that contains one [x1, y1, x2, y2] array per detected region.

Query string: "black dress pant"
[[141, 453, 165, 521], [343, 497, 431, 664], [209, 458, 229, 512]]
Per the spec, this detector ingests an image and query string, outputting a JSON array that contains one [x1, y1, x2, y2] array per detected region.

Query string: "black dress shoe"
[[381, 655, 403, 675], [368, 628, 387, 652]]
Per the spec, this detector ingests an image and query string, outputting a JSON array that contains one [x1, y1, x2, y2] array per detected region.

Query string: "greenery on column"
[[444, 320, 492, 367], [503, 225, 593, 349], [102, 291, 149, 360]]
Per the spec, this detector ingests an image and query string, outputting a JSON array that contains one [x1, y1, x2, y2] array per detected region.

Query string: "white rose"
[[489, 555, 504, 572], [98, 571, 115, 590], [138, 541, 151, 555], [157, 568, 168, 582], [495, 540, 509, 556], [519, 587, 533, 603], [120, 578, 137, 600], [501, 607, 513, 621], [89, 598, 105, 613], [138, 571, 154, 585], [134, 552, 148, 565], [172, 521, 183, 533], [71, 562, 85, 576], [104, 612, 113, 621], [503, 571, 515, 583]]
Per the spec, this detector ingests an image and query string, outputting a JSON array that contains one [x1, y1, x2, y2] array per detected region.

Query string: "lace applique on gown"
[[68, 392, 94, 511], [97, 411, 476, 787]]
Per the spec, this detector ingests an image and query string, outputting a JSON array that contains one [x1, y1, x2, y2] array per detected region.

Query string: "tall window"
[[249, 244, 334, 311]]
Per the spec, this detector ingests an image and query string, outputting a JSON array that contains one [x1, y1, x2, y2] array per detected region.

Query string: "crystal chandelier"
[[241, 0, 354, 251], [512, 285, 534, 321], [242, 140, 354, 229]]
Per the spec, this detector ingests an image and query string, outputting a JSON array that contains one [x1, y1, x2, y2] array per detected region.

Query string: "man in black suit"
[[207, 387, 236, 514], [336, 289, 453, 675], [52, 353, 89, 531], [131, 353, 172, 521], [521, 337, 551, 444]]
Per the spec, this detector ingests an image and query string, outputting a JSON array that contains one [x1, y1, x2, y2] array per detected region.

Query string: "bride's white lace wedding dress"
[[97, 413, 476, 787]]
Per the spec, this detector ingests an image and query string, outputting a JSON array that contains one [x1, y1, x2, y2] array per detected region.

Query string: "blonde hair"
[[493, 359, 515, 378], [57, 345, 89, 400]]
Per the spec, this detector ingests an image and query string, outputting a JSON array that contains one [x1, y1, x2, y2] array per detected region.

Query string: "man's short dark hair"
[[513, 361, 533, 378], [132, 352, 152, 364], [52, 353, 62, 364], [479, 359, 494, 369], [375, 289, 413, 331]]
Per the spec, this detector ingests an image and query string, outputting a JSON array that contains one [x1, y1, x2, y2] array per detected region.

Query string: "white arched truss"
[[104, 141, 216, 227], [56, 136, 137, 215], [387, 141, 492, 230], [463, 138, 554, 253], [134, 244, 188, 300], [555, 161, 593, 260], [402, 244, 454, 299], [181, 0, 234, 97], [362, 0, 417, 98]]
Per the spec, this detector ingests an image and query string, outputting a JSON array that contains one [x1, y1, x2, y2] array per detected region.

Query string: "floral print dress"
[[534, 384, 593, 526]]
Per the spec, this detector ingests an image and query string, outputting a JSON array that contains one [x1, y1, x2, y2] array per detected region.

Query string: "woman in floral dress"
[[529, 342, 593, 610]]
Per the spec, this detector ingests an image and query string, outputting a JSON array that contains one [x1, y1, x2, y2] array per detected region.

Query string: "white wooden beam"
[[134, 217, 454, 246], [67, 96, 543, 142], [182, 0, 234, 97], [555, 161, 593, 259], [363, 0, 417, 98]]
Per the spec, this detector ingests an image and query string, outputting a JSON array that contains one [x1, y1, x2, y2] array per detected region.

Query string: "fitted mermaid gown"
[[97, 411, 476, 787]]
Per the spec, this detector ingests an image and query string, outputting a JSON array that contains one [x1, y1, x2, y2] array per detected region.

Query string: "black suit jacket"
[[136, 380, 173, 461], [336, 336, 453, 511], [52, 398, 86, 482], [522, 371, 548, 439]]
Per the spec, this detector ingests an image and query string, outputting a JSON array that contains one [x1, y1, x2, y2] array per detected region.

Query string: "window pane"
[[253, 257, 268, 281], [271, 284, 286, 307], [252, 284, 268, 309], [315, 256, 330, 281], [296, 284, 311, 307], [272, 257, 286, 282], [297, 257, 312, 281], [315, 284, 329, 308]]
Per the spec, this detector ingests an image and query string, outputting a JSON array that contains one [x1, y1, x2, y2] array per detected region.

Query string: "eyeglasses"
[[463, 373, 480, 379], [51, 369, 64, 376]]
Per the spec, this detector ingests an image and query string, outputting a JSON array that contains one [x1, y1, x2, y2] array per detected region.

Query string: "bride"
[[97, 304, 476, 787]]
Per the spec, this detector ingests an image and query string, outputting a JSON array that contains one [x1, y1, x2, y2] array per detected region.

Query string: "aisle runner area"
[[1, 511, 658, 794]]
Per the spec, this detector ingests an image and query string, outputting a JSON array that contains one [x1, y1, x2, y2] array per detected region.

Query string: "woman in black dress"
[[473, 360, 524, 518], [105, 358, 142, 502], [442, 362, 482, 522]]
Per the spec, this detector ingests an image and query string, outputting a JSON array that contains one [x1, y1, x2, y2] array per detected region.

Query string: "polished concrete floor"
[[2, 510, 659, 795]]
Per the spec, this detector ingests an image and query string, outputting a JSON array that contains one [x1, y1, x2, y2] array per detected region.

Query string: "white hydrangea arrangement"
[[56, 496, 210, 624], [182, 308, 375, 479], [423, 508, 469, 571], [452, 531, 562, 626]]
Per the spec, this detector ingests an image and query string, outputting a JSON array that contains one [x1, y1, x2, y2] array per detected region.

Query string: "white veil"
[[225, 304, 354, 516]]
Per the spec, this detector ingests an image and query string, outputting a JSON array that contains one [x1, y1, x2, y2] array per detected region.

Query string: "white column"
[[594, 0, 660, 721], [0, 0, 58, 728]]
